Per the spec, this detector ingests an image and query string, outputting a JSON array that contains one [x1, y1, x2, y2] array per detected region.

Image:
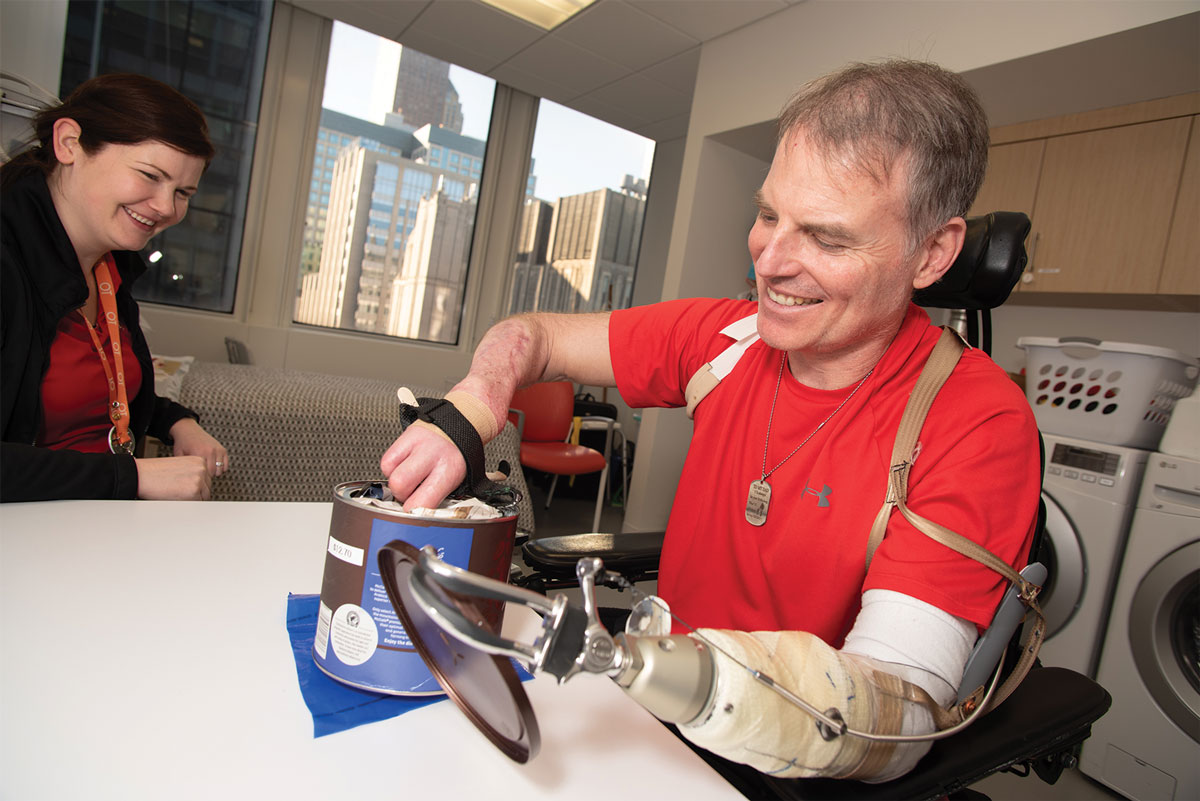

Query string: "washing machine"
[[1035, 432, 1149, 677], [1080, 453, 1200, 801]]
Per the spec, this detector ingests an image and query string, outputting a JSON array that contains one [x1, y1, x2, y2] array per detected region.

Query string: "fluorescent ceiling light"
[[480, 0, 596, 30]]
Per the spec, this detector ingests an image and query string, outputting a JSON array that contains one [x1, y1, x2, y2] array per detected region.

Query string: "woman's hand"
[[168, 418, 229, 477], [135, 456, 211, 500]]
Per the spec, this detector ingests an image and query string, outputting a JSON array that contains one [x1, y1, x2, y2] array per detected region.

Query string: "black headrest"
[[914, 211, 1032, 311]]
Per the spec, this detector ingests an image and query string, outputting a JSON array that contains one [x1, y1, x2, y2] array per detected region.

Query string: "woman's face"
[[51, 121, 205, 263]]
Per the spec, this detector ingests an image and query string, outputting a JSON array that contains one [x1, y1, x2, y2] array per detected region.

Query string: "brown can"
[[313, 481, 517, 695]]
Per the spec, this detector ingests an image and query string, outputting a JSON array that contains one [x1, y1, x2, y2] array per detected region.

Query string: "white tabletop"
[[0, 500, 740, 801]]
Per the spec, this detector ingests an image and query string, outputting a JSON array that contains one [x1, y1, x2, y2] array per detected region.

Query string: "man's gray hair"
[[777, 59, 989, 248]]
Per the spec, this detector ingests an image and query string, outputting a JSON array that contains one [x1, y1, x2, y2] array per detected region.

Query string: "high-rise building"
[[507, 198, 554, 314], [392, 47, 463, 133], [387, 190, 478, 342], [295, 140, 476, 339], [508, 187, 646, 315], [411, 124, 485, 183], [301, 110, 417, 279]]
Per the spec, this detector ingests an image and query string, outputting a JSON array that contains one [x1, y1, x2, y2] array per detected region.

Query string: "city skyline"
[[322, 21, 654, 206]]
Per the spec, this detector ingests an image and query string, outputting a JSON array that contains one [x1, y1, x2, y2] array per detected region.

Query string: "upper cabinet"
[[975, 94, 1198, 297], [969, 139, 1044, 219], [1027, 117, 1190, 293], [1160, 118, 1200, 295]]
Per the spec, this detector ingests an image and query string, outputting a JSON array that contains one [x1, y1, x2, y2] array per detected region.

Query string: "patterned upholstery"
[[175, 362, 534, 534]]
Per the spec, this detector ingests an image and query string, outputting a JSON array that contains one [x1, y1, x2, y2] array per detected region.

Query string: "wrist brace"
[[398, 388, 508, 499]]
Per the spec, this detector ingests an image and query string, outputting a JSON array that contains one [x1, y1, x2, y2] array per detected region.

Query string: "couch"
[[154, 360, 534, 533]]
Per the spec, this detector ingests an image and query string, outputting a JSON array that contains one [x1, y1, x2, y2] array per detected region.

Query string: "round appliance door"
[[1129, 540, 1200, 743], [1037, 491, 1085, 640]]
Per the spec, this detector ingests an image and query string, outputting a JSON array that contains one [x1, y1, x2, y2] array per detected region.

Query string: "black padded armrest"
[[677, 666, 1111, 801], [522, 531, 665, 578], [914, 211, 1031, 311]]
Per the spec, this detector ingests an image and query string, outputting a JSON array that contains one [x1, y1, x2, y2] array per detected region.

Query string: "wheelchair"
[[512, 212, 1112, 801]]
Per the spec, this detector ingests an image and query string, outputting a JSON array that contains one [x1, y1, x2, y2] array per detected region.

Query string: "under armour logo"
[[802, 483, 833, 508]]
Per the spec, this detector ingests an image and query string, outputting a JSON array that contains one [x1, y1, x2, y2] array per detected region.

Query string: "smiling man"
[[380, 60, 1040, 781]]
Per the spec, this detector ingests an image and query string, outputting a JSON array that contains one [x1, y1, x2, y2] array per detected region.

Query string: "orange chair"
[[508, 381, 612, 533]]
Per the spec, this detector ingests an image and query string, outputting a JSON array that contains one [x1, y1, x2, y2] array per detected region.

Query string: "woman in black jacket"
[[2, 73, 227, 502]]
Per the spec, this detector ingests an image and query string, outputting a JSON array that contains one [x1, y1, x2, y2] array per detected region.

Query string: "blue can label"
[[314, 518, 474, 695]]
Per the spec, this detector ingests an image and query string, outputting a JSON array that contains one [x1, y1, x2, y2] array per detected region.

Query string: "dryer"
[[1081, 453, 1199, 801], [1035, 433, 1149, 677]]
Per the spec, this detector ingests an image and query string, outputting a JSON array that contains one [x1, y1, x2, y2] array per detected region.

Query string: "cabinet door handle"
[[1021, 231, 1040, 284]]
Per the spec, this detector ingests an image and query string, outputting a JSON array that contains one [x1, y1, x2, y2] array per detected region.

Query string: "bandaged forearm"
[[668, 629, 946, 780], [615, 590, 977, 782]]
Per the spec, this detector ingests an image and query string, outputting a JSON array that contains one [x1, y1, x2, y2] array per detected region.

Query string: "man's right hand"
[[380, 424, 467, 511], [135, 455, 212, 500]]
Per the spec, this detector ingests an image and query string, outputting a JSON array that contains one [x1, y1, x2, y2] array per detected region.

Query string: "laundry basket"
[[1017, 336, 1199, 450]]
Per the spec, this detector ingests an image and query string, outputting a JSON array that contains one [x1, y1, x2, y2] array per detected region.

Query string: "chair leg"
[[546, 474, 559, 508], [592, 465, 610, 532]]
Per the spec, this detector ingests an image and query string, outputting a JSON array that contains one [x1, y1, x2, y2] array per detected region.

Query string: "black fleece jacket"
[[1, 172, 199, 501]]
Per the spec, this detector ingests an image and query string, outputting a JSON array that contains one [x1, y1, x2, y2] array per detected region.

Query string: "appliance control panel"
[[1043, 434, 1150, 505]]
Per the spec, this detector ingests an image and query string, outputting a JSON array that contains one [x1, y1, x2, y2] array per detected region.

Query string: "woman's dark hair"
[[1, 72, 215, 188]]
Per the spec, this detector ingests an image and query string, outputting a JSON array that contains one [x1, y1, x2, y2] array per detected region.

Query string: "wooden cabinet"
[[969, 139, 1043, 219], [1160, 117, 1200, 295], [972, 94, 1198, 298], [1024, 117, 1191, 294]]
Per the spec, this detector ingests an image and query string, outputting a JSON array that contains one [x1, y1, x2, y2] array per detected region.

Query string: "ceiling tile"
[[633, 111, 691, 142], [588, 72, 690, 122], [554, 0, 698, 73], [487, 62, 581, 107], [629, 0, 786, 42], [494, 35, 629, 98], [638, 46, 699, 94], [405, 0, 544, 65], [397, 27, 507, 74], [290, 0, 430, 39], [570, 91, 653, 132]]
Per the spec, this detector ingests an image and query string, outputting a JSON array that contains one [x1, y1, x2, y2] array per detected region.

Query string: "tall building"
[[301, 110, 417, 279], [392, 47, 463, 133], [295, 140, 476, 338], [411, 124, 485, 183], [387, 190, 478, 342], [508, 187, 646, 315], [507, 198, 554, 314]]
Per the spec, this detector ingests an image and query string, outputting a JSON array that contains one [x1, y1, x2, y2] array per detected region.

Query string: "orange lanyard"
[[78, 254, 134, 455]]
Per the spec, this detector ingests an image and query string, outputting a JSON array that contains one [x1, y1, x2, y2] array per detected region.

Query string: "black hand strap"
[[399, 397, 511, 500]]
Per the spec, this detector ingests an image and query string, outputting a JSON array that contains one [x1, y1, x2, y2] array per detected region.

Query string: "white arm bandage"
[[675, 591, 976, 782]]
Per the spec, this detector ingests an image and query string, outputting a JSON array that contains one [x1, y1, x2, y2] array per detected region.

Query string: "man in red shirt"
[[380, 60, 1039, 781]]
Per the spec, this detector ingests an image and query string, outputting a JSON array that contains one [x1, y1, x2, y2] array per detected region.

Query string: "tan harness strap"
[[864, 326, 1046, 720], [865, 327, 966, 569]]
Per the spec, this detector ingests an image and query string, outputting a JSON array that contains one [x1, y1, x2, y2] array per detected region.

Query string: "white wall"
[[0, 0, 68, 93], [624, 0, 1200, 532]]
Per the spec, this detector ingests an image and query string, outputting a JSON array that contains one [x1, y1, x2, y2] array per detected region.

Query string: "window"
[[507, 100, 653, 315], [59, 0, 271, 313], [292, 22, 495, 345]]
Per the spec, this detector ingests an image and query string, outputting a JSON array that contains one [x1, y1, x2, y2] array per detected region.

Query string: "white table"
[[0, 501, 741, 801]]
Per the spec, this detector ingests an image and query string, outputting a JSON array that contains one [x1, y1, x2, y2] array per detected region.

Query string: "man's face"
[[748, 129, 941, 384]]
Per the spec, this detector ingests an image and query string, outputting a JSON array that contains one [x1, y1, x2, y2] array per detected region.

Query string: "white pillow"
[[151, 354, 194, 401]]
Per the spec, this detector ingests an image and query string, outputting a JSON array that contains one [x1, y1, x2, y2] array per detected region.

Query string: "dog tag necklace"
[[746, 353, 873, 526]]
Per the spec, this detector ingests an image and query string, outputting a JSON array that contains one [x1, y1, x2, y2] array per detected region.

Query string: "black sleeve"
[[0, 441, 139, 502], [145, 396, 201, 445]]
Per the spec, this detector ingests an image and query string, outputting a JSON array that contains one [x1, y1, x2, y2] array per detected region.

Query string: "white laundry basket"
[[1017, 336, 1199, 450]]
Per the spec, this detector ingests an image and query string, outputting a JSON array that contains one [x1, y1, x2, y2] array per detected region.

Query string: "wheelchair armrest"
[[677, 665, 1111, 800], [521, 531, 665, 579]]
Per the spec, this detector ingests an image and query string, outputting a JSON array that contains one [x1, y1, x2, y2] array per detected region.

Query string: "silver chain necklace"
[[745, 353, 873, 526]]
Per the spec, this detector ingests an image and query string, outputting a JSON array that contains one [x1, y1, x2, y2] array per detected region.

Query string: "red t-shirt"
[[610, 298, 1039, 646], [38, 266, 143, 454]]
